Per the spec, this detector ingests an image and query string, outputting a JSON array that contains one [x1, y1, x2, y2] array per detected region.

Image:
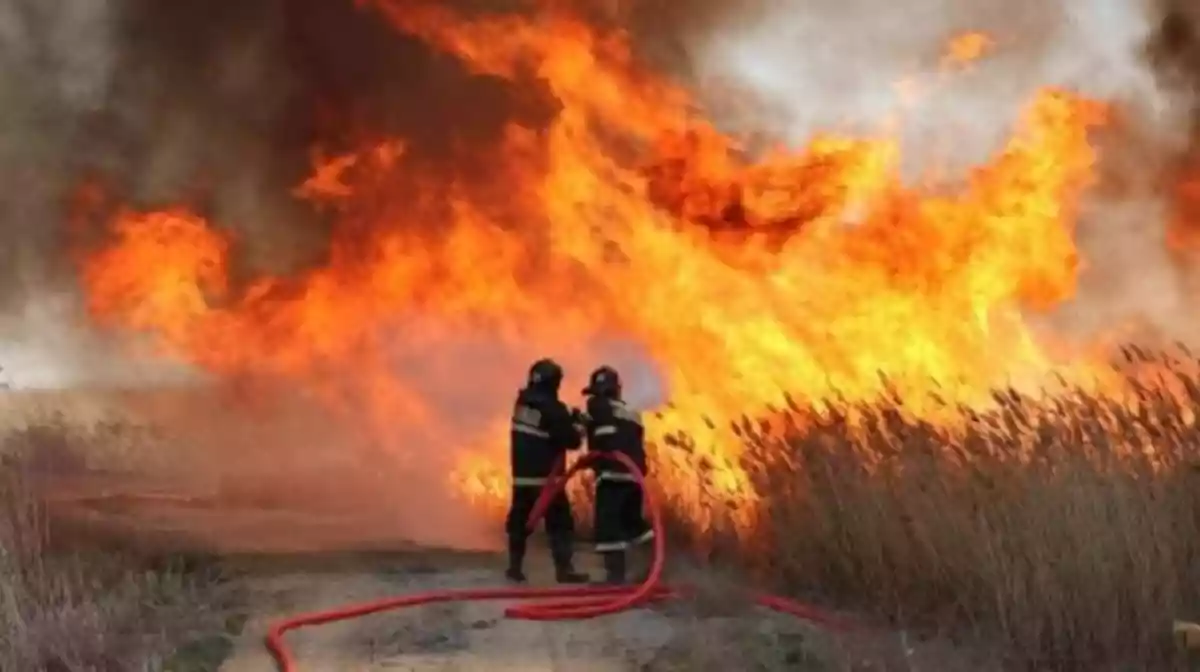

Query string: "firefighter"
[[581, 365, 654, 584], [505, 358, 590, 584]]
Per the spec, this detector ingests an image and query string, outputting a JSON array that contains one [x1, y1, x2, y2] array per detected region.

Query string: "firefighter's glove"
[[570, 407, 589, 434]]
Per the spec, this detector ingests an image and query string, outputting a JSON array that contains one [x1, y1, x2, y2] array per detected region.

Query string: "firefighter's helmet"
[[582, 365, 622, 398], [527, 358, 564, 393]]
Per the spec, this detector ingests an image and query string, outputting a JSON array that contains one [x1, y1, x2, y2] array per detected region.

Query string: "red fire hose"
[[265, 451, 851, 671]]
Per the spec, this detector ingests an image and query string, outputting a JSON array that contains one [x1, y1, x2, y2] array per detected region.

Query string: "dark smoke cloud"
[[1146, 1, 1200, 115], [0, 0, 113, 307], [1119, 0, 1200, 343], [1144, 2, 1200, 183], [0, 0, 560, 311], [0, 0, 737, 300], [0, 0, 575, 387]]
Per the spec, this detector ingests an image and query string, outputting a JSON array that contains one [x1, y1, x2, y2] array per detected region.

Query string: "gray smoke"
[[0, 0, 532, 386], [0, 0, 121, 386], [672, 0, 1200, 348], [0, 0, 114, 305]]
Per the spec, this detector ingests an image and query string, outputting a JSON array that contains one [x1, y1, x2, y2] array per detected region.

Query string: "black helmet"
[[527, 358, 564, 393], [582, 365, 622, 398]]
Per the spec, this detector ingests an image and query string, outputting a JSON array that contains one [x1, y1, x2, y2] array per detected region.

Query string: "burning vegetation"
[[75, 2, 1115, 509]]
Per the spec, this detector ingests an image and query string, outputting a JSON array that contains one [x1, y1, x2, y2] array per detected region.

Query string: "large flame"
[[76, 4, 1112, 526]]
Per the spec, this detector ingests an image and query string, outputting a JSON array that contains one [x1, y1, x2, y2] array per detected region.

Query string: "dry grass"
[[0, 420, 235, 672], [650, 348, 1200, 669]]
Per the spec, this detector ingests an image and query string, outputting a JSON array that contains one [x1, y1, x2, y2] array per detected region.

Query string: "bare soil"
[[34, 472, 841, 671], [20, 448, 991, 672]]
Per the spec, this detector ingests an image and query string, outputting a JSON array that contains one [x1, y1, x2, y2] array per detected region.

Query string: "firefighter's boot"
[[602, 551, 627, 585], [505, 534, 528, 583], [550, 536, 590, 584]]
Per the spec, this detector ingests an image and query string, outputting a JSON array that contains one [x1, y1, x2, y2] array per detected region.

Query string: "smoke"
[[0, 0, 552, 387], [0, 1, 115, 385], [679, 0, 1174, 170], [670, 0, 1200, 347], [1062, 0, 1200, 345], [0, 0, 114, 281], [0, 0, 298, 387]]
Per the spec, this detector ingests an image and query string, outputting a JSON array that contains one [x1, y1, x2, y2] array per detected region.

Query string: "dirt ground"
[[19, 461, 997, 672], [34, 478, 846, 671], [16, 463, 1013, 672], [214, 549, 831, 672]]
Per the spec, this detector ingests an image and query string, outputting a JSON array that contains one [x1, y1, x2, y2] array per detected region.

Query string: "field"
[[0, 416, 240, 672], [5, 348, 1200, 671]]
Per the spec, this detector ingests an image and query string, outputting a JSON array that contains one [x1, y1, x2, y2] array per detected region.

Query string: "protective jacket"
[[510, 387, 582, 486], [583, 396, 648, 482]]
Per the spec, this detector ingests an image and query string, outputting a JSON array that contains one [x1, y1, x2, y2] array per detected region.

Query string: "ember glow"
[[76, 2, 1118, 527]]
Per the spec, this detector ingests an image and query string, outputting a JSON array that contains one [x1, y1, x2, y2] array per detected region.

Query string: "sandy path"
[[210, 547, 999, 672], [218, 552, 684, 672], [32, 473, 690, 670], [30, 472, 979, 671]]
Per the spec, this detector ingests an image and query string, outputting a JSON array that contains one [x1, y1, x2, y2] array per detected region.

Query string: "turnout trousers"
[[593, 477, 653, 552], [504, 484, 586, 582], [506, 484, 575, 540]]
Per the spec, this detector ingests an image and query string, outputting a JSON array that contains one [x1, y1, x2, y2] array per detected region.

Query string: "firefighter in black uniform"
[[505, 358, 590, 584], [581, 365, 654, 584]]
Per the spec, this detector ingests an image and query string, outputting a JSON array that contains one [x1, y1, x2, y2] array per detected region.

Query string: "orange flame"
[[77, 3, 1110, 525], [1168, 169, 1200, 255]]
